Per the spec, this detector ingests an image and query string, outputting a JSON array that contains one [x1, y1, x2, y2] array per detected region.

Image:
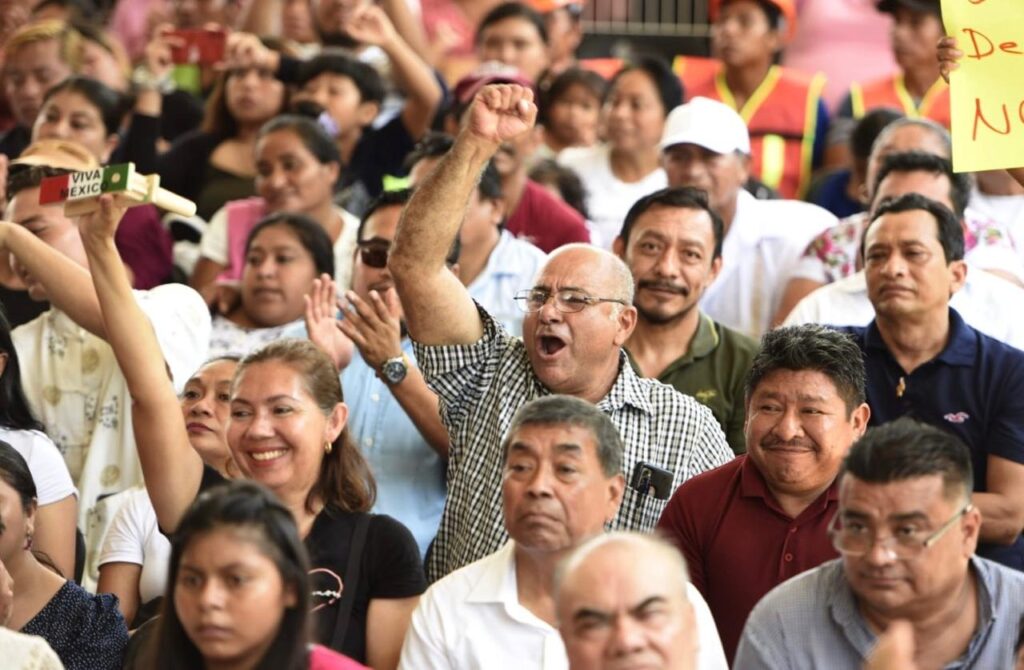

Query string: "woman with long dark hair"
[[81, 195, 424, 669], [149, 480, 367, 669], [0, 441, 127, 669], [0, 305, 77, 579]]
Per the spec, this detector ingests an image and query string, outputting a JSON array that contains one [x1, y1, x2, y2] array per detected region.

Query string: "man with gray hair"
[[389, 83, 733, 582], [399, 396, 727, 669], [556, 532, 706, 670]]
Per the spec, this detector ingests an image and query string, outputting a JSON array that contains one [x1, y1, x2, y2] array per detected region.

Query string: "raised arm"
[[0, 222, 105, 337], [78, 196, 203, 533], [344, 5, 442, 139], [389, 84, 537, 345]]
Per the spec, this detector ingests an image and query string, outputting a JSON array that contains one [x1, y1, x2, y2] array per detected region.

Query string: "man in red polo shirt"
[[657, 323, 870, 662]]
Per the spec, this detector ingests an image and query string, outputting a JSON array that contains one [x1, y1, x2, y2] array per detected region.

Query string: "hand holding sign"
[[941, 0, 1024, 172], [39, 163, 196, 218]]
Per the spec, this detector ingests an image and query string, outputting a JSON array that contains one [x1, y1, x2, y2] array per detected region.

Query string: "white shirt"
[[199, 201, 359, 291], [468, 230, 547, 337], [783, 266, 1024, 350], [208, 315, 305, 358], [557, 144, 668, 249], [0, 427, 76, 506], [399, 540, 728, 670], [0, 627, 63, 670], [97, 487, 170, 610], [13, 284, 210, 589], [701, 190, 836, 340]]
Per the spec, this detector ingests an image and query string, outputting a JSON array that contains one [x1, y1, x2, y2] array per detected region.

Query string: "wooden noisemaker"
[[38, 163, 197, 217]]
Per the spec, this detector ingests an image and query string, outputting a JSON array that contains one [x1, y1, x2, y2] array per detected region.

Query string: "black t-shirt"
[[344, 114, 415, 200], [197, 467, 426, 662]]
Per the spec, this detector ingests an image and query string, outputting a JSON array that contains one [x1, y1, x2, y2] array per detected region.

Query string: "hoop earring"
[[325, 441, 333, 454]]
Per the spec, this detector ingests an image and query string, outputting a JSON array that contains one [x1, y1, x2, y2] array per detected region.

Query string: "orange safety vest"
[[687, 65, 827, 200], [848, 74, 950, 129], [672, 55, 722, 95]]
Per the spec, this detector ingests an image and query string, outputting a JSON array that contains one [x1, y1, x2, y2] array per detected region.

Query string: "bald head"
[[555, 532, 697, 670], [543, 244, 635, 307]]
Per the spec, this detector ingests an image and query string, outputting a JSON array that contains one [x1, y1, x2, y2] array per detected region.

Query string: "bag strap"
[[329, 513, 372, 651]]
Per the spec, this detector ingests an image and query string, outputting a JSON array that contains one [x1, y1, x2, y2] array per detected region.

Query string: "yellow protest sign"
[[942, 0, 1024, 172]]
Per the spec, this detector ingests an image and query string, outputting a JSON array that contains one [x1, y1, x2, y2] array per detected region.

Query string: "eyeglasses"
[[827, 503, 973, 560], [513, 288, 628, 314], [357, 239, 390, 269]]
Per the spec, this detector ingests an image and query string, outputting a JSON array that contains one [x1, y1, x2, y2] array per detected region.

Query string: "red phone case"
[[169, 29, 226, 66]]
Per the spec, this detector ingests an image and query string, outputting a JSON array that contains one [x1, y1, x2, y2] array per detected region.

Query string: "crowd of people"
[[0, 0, 1021, 668]]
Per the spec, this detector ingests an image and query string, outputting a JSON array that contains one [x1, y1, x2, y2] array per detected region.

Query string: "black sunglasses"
[[357, 239, 391, 269]]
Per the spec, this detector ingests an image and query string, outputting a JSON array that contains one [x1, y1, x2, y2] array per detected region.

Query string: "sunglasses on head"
[[357, 239, 391, 269]]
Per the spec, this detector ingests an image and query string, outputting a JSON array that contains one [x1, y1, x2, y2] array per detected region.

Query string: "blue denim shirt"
[[342, 341, 446, 556]]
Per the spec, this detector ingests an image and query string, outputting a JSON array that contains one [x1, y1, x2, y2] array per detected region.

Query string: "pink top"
[[782, 0, 899, 111], [308, 645, 369, 670], [221, 196, 268, 283]]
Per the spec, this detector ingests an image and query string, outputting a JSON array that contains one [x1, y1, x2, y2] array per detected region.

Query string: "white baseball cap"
[[660, 97, 751, 155]]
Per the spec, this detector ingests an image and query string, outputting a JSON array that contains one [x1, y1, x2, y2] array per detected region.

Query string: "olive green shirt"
[[627, 313, 757, 454]]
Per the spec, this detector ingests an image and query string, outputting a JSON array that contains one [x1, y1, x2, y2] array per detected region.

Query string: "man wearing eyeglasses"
[[389, 83, 733, 582], [735, 418, 1024, 669]]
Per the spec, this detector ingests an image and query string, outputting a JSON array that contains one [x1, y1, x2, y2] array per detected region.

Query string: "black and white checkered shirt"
[[415, 307, 734, 582]]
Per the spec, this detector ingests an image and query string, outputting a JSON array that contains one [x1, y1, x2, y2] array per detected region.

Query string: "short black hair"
[[745, 325, 867, 414], [866, 193, 965, 263], [539, 67, 608, 127], [843, 417, 973, 502], [502, 395, 624, 477], [851, 107, 904, 163], [7, 165, 73, 201], [871, 151, 970, 219], [618, 187, 724, 260], [607, 56, 683, 119], [476, 2, 549, 45], [404, 132, 503, 200], [295, 50, 385, 106]]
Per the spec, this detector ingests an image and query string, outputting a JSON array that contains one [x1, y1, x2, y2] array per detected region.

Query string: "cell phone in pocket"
[[630, 461, 674, 500]]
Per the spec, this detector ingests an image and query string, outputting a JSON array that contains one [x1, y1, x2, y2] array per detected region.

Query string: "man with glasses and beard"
[[735, 418, 1024, 669], [303, 188, 456, 556], [614, 187, 757, 455]]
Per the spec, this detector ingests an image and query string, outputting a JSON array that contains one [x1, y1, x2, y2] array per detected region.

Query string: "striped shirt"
[[415, 306, 734, 582]]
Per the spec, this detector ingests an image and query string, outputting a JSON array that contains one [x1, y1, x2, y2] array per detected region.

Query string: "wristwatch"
[[380, 353, 409, 385]]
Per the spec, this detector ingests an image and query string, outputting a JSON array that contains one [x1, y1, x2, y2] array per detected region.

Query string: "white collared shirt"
[[399, 540, 728, 670], [783, 266, 1024, 350], [467, 229, 547, 337], [701, 190, 836, 340]]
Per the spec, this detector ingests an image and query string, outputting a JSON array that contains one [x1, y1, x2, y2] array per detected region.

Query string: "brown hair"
[[201, 36, 293, 138], [234, 339, 376, 515]]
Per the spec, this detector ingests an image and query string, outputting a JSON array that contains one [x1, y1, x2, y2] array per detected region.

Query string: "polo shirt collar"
[[661, 313, 719, 372], [865, 308, 976, 367], [597, 351, 655, 416], [739, 455, 839, 514], [828, 557, 997, 663]]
